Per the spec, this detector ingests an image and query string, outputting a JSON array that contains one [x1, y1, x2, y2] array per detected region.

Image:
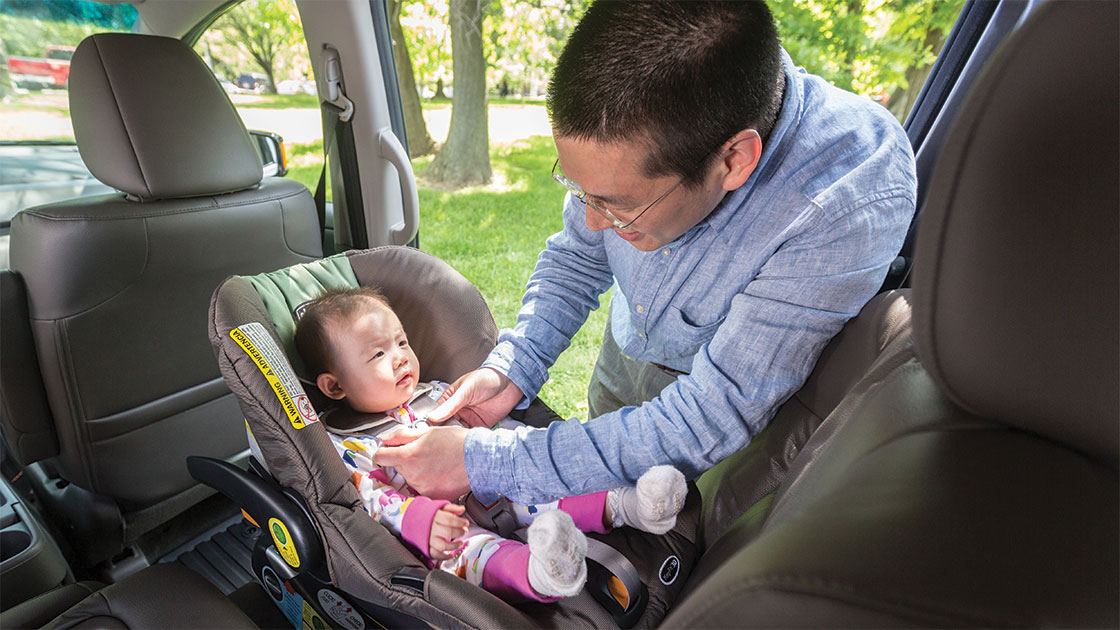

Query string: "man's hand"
[[429, 367, 524, 428], [429, 503, 469, 561], [374, 425, 472, 499]]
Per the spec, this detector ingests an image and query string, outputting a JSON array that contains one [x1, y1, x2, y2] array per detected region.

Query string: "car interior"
[[0, 0, 1116, 628]]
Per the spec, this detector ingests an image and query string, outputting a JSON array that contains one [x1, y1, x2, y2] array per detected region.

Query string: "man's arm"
[[482, 194, 615, 403], [466, 195, 914, 504]]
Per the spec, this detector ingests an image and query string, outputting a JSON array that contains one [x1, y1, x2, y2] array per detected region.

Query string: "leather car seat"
[[0, 563, 256, 629], [663, 1, 1118, 626], [0, 33, 323, 566]]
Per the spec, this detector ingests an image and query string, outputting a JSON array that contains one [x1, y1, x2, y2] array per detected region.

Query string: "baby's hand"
[[429, 503, 469, 560]]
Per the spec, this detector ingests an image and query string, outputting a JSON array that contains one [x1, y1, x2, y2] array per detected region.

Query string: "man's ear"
[[719, 128, 763, 191], [317, 373, 347, 401]]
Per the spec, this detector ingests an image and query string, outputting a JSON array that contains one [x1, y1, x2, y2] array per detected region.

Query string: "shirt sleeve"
[[466, 194, 914, 504], [481, 193, 615, 403]]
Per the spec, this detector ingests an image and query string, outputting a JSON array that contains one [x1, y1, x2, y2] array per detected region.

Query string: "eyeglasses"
[[551, 158, 683, 231]]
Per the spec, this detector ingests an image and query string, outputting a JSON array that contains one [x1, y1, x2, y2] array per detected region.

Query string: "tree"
[[389, 0, 436, 157], [485, 0, 584, 98], [215, 0, 303, 94], [424, 0, 491, 187], [772, 0, 965, 121], [400, 0, 453, 99]]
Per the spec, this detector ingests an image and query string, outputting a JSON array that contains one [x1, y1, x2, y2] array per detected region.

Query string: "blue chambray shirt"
[[466, 50, 917, 504]]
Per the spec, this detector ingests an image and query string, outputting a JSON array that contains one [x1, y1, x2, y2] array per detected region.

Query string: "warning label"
[[230, 322, 319, 429]]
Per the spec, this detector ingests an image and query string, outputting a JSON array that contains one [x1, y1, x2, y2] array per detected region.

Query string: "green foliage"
[[773, 0, 965, 117], [195, 0, 309, 92], [235, 93, 320, 110], [398, 0, 585, 99], [0, 13, 118, 57]]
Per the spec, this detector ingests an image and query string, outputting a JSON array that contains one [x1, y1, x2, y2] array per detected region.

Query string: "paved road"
[[1, 90, 552, 147]]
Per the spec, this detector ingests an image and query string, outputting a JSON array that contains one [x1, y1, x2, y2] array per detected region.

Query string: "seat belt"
[[313, 103, 343, 254], [317, 46, 365, 253]]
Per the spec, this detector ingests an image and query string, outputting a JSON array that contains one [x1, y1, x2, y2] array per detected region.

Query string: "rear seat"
[[1, 563, 256, 629], [697, 289, 912, 549]]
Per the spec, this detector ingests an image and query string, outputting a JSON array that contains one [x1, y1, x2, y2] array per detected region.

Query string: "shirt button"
[[637, 331, 645, 339], [635, 304, 645, 313], [661, 248, 671, 256]]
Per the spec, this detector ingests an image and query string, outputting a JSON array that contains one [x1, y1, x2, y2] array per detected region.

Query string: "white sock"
[[608, 465, 687, 535], [526, 510, 587, 598]]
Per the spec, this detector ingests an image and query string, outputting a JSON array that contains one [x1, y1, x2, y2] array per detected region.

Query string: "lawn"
[[286, 135, 610, 420]]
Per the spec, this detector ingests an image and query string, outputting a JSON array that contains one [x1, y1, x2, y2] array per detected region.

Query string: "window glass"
[[0, 0, 324, 269], [0, 0, 137, 236], [193, 0, 325, 198]]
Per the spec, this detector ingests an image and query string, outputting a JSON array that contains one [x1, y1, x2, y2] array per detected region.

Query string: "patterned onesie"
[[326, 381, 610, 603]]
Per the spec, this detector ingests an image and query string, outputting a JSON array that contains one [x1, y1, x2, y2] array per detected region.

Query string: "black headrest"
[[68, 33, 262, 200], [913, 1, 1118, 460]]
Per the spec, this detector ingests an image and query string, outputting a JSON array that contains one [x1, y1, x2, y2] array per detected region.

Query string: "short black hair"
[[294, 286, 390, 377], [548, 0, 784, 188]]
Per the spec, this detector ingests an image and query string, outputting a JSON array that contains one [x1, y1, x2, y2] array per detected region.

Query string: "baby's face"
[[328, 302, 420, 413]]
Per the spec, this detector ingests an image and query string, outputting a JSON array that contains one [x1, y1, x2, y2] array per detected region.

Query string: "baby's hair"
[[295, 286, 391, 377]]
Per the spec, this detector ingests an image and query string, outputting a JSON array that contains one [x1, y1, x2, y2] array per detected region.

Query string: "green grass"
[[235, 93, 321, 109], [284, 135, 609, 420], [424, 96, 546, 107]]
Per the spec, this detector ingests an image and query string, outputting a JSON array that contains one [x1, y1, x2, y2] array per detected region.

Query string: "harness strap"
[[463, 493, 644, 614]]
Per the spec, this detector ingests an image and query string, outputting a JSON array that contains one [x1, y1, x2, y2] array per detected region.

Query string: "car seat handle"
[[186, 456, 324, 574]]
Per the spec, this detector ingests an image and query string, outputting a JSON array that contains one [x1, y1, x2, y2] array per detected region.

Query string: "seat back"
[[2, 33, 322, 563], [664, 2, 1118, 626]]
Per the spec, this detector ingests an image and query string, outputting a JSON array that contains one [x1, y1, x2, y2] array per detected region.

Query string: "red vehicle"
[[7, 45, 75, 90]]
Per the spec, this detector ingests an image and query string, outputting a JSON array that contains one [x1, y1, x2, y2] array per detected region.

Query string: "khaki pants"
[[587, 314, 682, 418]]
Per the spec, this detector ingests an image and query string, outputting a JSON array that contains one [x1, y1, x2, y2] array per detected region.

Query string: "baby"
[[295, 286, 686, 603]]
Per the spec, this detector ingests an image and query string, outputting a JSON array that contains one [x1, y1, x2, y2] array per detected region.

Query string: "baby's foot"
[[526, 510, 587, 598], [608, 465, 687, 534]]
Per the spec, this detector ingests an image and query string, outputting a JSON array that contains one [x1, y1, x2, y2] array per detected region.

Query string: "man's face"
[[326, 301, 419, 413], [554, 135, 730, 251]]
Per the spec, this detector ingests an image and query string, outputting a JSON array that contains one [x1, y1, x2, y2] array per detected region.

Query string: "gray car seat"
[[0, 32, 323, 567], [0, 563, 257, 629], [198, 246, 703, 629], [663, 1, 1118, 626]]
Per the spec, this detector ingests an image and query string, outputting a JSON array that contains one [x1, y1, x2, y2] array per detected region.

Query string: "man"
[[375, 1, 916, 505]]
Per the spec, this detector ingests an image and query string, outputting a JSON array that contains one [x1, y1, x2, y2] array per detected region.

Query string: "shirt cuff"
[[464, 426, 519, 505], [398, 495, 449, 563], [482, 338, 548, 404]]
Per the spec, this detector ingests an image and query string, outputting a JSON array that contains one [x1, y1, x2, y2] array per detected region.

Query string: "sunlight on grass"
[[415, 136, 611, 420], [283, 135, 610, 419]]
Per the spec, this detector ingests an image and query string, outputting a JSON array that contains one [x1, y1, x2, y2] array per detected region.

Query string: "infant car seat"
[[190, 246, 701, 629]]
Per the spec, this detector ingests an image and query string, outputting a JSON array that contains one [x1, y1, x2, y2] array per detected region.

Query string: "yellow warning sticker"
[[230, 323, 318, 430], [269, 517, 301, 569]]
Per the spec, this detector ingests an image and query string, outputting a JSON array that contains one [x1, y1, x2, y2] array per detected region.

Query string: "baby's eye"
[[398, 339, 408, 347], [372, 350, 384, 359]]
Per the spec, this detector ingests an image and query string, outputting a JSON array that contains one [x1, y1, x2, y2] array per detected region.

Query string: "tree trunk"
[[888, 25, 946, 121], [424, 0, 491, 187], [389, 0, 436, 157]]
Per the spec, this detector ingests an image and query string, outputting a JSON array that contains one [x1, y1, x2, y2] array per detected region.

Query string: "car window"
[[0, 0, 136, 268], [0, 0, 325, 269], [192, 0, 326, 200]]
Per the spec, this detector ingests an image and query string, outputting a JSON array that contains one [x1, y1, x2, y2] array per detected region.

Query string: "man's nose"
[[584, 206, 612, 231]]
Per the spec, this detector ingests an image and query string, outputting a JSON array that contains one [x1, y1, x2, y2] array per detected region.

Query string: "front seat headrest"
[[913, 1, 1118, 461], [68, 33, 263, 200]]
